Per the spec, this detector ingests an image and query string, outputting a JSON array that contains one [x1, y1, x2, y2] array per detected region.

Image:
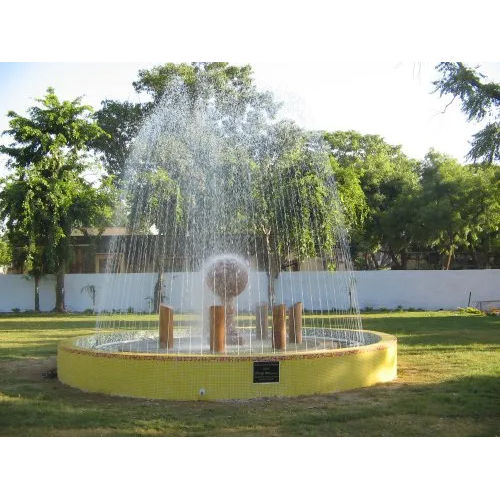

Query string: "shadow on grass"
[[279, 375, 500, 436], [0, 367, 499, 436]]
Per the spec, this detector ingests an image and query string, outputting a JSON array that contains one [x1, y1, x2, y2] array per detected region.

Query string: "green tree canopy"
[[133, 62, 277, 114], [122, 70, 344, 304], [433, 62, 500, 164], [323, 131, 421, 269], [93, 62, 279, 185], [417, 150, 499, 269], [0, 88, 116, 311], [0, 233, 12, 268], [92, 100, 144, 182]]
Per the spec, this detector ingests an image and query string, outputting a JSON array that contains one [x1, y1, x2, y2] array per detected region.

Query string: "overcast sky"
[[1, 61, 499, 177]]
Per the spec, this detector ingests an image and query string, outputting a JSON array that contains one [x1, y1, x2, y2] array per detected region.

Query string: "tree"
[[121, 68, 347, 304], [133, 62, 277, 115], [92, 100, 145, 185], [433, 62, 500, 164], [323, 131, 421, 269], [377, 179, 422, 269], [417, 151, 499, 269], [129, 168, 184, 312], [117, 64, 285, 305], [94, 63, 279, 183], [0, 233, 12, 269], [465, 163, 500, 267], [0, 88, 116, 311], [248, 124, 346, 303], [327, 157, 368, 235], [1, 169, 47, 310]]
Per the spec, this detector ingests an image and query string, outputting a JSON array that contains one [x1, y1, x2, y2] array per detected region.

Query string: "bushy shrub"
[[457, 307, 484, 315]]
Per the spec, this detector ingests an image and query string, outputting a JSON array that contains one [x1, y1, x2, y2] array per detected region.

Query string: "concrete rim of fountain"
[[57, 330, 397, 401], [59, 329, 395, 360]]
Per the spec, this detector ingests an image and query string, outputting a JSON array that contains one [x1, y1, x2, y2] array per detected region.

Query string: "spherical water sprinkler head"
[[204, 254, 249, 299]]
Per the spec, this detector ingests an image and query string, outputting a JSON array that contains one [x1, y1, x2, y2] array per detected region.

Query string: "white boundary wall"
[[0, 270, 499, 312], [353, 270, 500, 311], [0, 272, 269, 313]]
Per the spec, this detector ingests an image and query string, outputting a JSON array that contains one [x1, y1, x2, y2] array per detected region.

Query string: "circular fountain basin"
[[57, 329, 397, 401]]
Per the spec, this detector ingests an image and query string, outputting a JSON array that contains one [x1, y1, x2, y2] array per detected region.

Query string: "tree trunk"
[[370, 253, 379, 270], [264, 233, 279, 307], [153, 270, 163, 314], [469, 247, 477, 268], [470, 247, 483, 269], [34, 275, 40, 312], [267, 268, 279, 308], [400, 249, 408, 270], [55, 264, 65, 312], [364, 253, 370, 269], [388, 247, 401, 270], [446, 247, 454, 270]]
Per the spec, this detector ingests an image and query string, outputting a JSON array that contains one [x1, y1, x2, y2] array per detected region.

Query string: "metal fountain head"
[[205, 254, 249, 300]]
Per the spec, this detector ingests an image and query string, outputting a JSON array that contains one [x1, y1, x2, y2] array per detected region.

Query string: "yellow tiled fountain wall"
[[57, 331, 397, 401]]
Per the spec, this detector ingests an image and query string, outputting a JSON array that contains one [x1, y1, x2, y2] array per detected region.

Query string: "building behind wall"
[[5, 226, 498, 275]]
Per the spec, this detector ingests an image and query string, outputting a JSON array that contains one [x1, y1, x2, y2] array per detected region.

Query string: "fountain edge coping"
[[58, 330, 396, 362]]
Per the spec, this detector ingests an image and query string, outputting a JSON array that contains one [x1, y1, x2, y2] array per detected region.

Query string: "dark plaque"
[[253, 361, 280, 383]]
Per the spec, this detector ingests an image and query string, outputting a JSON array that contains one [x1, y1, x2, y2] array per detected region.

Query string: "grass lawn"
[[0, 310, 498, 436]]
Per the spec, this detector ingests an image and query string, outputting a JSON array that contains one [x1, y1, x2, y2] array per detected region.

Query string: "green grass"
[[0, 310, 499, 436]]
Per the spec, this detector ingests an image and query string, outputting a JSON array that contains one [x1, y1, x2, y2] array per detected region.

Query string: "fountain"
[[205, 255, 249, 346], [57, 76, 397, 400]]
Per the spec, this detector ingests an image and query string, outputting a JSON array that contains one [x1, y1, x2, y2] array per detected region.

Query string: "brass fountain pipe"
[[288, 302, 303, 344], [272, 304, 287, 350], [255, 303, 269, 340], [159, 304, 174, 349], [210, 305, 226, 353]]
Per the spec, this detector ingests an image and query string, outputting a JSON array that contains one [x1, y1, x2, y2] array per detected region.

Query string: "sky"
[[0, 61, 499, 177]]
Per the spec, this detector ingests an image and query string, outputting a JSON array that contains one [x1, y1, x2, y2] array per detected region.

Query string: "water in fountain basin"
[[95, 76, 363, 354]]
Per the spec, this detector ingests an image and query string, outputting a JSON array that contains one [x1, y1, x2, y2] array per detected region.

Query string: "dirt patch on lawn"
[[0, 357, 57, 381]]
